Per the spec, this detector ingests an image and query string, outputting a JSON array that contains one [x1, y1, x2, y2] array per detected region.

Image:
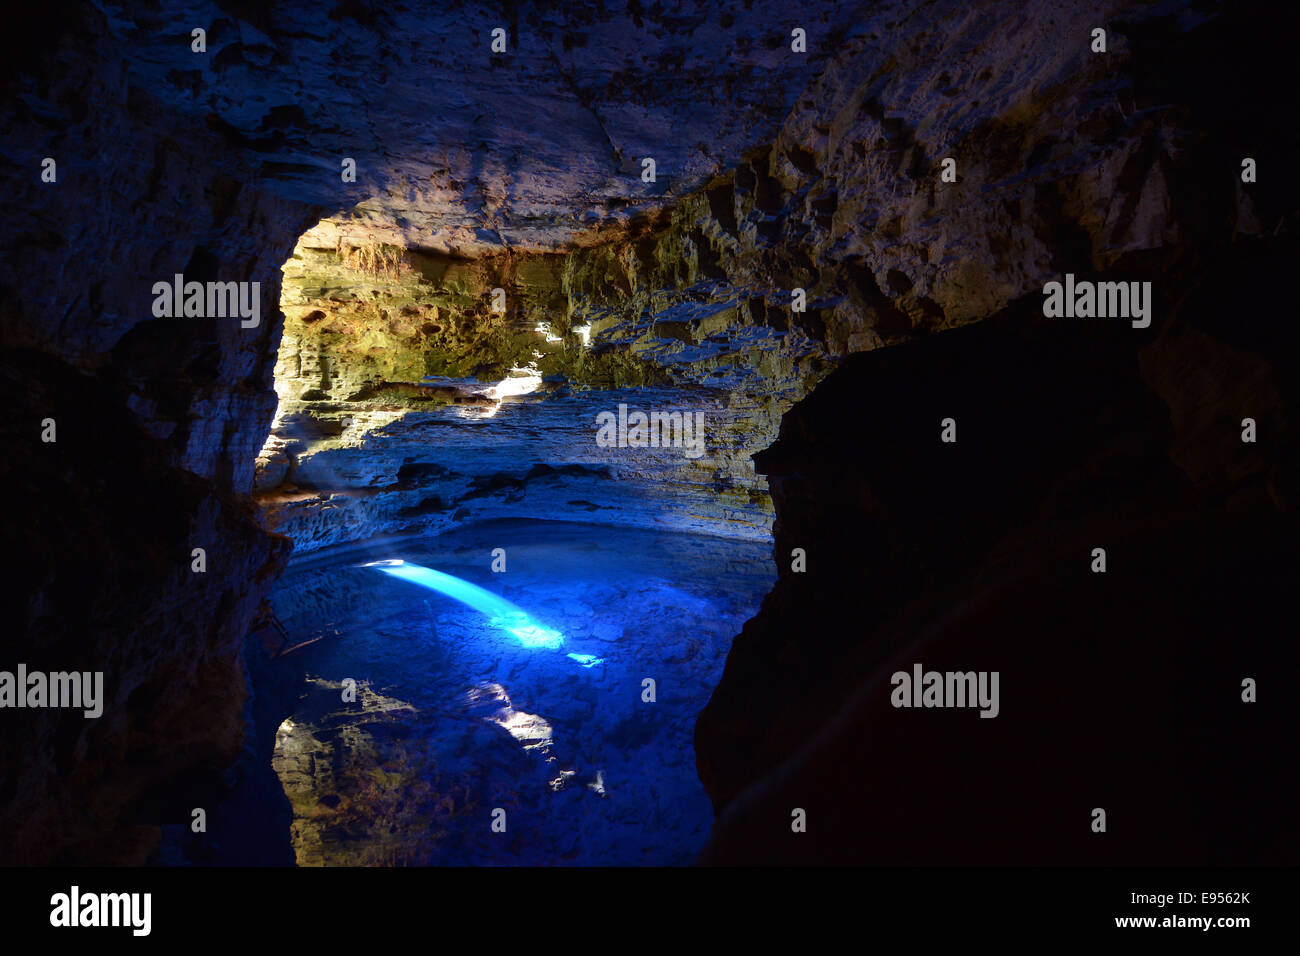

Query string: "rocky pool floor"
[[263, 518, 773, 866]]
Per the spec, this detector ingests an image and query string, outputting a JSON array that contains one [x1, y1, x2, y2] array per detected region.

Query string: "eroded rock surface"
[[696, 252, 1300, 864], [253, 0, 1293, 559], [255, 215, 830, 550], [693, 2, 1300, 864], [4, 0, 1296, 864]]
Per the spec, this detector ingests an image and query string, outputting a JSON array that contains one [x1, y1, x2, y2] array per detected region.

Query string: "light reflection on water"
[[268, 519, 775, 865]]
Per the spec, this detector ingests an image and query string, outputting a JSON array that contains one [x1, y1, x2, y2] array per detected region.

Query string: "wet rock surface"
[[258, 386, 772, 552], [255, 209, 832, 551]]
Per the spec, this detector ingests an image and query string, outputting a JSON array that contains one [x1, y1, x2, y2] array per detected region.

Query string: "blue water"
[[267, 519, 774, 865], [364, 559, 566, 649]]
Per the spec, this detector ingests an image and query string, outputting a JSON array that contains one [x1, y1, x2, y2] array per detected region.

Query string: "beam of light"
[[485, 365, 543, 401], [458, 364, 544, 419], [363, 559, 564, 649]]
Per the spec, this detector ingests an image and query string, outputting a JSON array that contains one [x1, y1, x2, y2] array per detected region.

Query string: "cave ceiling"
[[110, 0, 861, 254]]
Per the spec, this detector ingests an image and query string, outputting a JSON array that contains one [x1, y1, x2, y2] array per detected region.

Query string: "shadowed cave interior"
[[3, 0, 1299, 866]]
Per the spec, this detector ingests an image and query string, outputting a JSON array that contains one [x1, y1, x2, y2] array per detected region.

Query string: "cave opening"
[[232, 213, 787, 865]]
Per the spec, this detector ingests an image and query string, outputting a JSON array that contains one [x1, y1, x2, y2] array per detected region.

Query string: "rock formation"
[[2, 0, 1296, 864]]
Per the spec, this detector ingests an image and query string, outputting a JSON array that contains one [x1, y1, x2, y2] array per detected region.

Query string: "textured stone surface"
[[66, 0, 858, 255], [692, 3, 1300, 863], [256, 214, 830, 550], [0, 349, 290, 864], [259, 388, 775, 553], [2, 1, 323, 861], [695, 252, 1300, 863], [254, 0, 1294, 560]]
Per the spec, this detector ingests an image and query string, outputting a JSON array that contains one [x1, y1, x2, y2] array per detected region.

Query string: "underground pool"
[[260, 518, 774, 866]]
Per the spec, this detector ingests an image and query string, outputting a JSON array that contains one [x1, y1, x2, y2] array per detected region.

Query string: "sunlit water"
[[267, 519, 774, 865]]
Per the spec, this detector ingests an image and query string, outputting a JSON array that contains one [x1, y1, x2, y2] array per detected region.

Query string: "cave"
[[3, 0, 1299, 882]]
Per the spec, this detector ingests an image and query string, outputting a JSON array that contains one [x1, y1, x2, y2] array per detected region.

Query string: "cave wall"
[[255, 191, 835, 551], [695, 2, 1300, 863], [0, 3, 315, 862], [696, 281, 1300, 864], [254, 0, 1286, 557]]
